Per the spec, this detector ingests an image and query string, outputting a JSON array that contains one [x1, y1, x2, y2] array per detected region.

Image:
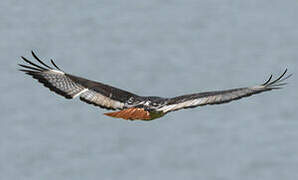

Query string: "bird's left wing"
[[157, 70, 291, 113], [19, 51, 140, 110]]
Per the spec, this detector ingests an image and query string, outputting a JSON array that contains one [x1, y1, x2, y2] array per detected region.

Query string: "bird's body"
[[19, 51, 291, 121]]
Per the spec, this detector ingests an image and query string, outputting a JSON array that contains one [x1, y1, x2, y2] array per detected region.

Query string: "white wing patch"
[[50, 69, 65, 74], [158, 98, 209, 113], [80, 90, 125, 109], [73, 88, 88, 98]]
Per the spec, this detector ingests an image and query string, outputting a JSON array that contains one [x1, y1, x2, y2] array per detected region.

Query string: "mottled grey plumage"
[[19, 51, 140, 110], [158, 70, 291, 113], [19, 51, 292, 120]]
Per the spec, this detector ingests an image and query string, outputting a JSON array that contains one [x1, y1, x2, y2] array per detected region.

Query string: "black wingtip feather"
[[31, 50, 53, 69], [18, 64, 43, 72], [262, 69, 291, 88], [267, 68, 288, 85], [20, 52, 64, 73], [21, 56, 48, 70], [262, 74, 273, 85], [19, 69, 34, 73], [50, 59, 62, 70], [19, 53, 71, 99], [280, 73, 293, 82]]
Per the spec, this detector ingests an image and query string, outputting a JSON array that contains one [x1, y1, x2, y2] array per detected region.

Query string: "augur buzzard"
[[19, 51, 292, 121]]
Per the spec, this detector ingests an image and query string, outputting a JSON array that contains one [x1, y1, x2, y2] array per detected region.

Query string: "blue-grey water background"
[[1, 0, 298, 180]]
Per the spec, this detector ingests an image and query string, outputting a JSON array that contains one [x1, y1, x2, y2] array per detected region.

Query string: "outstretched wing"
[[19, 51, 140, 110], [157, 70, 292, 113]]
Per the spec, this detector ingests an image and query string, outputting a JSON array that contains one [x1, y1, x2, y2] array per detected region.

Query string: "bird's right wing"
[[19, 51, 140, 110], [157, 70, 291, 113]]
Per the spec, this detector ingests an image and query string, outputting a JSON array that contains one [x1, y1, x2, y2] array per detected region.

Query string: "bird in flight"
[[19, 51, 291, 121]]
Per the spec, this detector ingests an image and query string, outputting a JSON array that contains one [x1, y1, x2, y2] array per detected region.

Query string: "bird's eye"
[[127, 97, 135, 104]]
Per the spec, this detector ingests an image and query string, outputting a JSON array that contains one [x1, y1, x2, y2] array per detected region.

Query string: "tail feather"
[[104, 108, 151, 120]]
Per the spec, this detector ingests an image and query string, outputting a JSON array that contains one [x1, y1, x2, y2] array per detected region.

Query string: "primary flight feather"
[[19, 51, 292, 121]]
